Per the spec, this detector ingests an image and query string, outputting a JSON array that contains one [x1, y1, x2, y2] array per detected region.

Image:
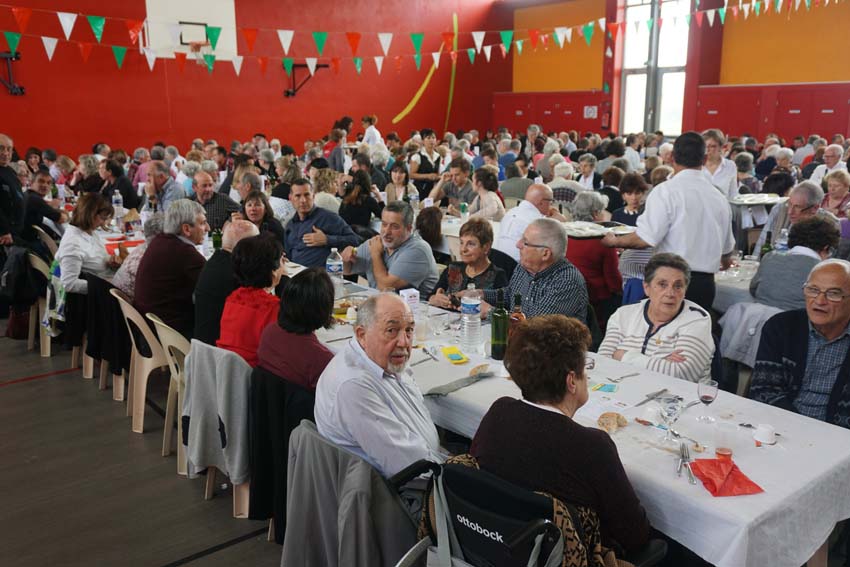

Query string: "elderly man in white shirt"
[[494, 184, 566, 262], [602, 132, 736, 311], [809, 144, 848, 187], [315, 293, 444, 478], [792, 135, 818, 167]]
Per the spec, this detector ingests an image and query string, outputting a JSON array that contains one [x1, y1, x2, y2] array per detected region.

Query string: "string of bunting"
[[0, 0, 845, 75]]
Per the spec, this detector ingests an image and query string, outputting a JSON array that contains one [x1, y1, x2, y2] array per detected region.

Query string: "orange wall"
[[720, 2, 850, 85], [512, 0, 605, 93]]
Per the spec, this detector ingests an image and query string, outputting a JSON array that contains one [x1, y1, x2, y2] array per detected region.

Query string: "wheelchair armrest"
[[388, 459, 442, 490], [506, 519, 560, 553], [626, 538, 668, 567]]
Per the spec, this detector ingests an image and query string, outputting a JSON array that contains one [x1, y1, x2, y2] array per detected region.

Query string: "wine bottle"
[[509, 293, 526, 337], [490, 290, 508, 361]]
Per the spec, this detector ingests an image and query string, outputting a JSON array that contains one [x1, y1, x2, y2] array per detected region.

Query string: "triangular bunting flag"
[[283, 57, 294, 76], [550, 31, 560, 48], [471, 31, 485, 53], [353, 57, 363, 74], [657, 18, 664, 30], [241, 28, 258, 53], [555, 27, 568, 47], [483, 45, 492, 62], [646, 18, 654, 31], [499, 30, 513, 52], [41, 36, 58, 61], [755, 1, 762, 16], [732, 5, 740, 19], [719, 7, 727, 24], [805, 0, 811, 10], [707, 9, 716, 26], [696, 11, 705, 26], [111, 45, 127, 69], [634, 20, 641, 34], [498, 44, 506, 58], [743, 4, 751, 18], [795, 0, 802, 8], [441, 32, 454, 48], [607, 22, 619, 40], [78, 41, 93, 63], [11, 7, 32, 33], [3, 31, 21, 54], [605, 46, 613, 58], [432, 52, 440, 68], [582, 23, 595, 45], [174, 52, 187, 72], [410, 32, 424, 55], [167, 23, 181, 47], [776, 0, 782, 13], [203, 54, 215, 74], [312, 31, 328, 56], [86, 15, 105, 43], [330, 57, 340, 75], [345, 32, 361, 55], [449, 51, 457, 63], [515, 39, 523, 55], [565, 28, 573, 44], [257, 56, 268, 75], [143, 47, 156, 71], [603, 81, 610, 94], [413, 53, 421, 70], [528, 29, 540, 49], [232, 55, 243, 76], [685, 14, 692, 26], [374, 56, 384, 74], [305, 57, 317, 76], [277, 30, 294, 54], [378, 32, 393, 56], [467, 48, 475, 64], [126, 20, 144, 45], [598, 18, 606, 32], [57, 12, 77, 41], [206, 26, 222, 50]]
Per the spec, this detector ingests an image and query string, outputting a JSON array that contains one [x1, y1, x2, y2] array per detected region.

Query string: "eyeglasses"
[[788, 203, 815, 213], [520, 238, 549, 250], [802, 285, 850, 302], [585, 357, 595, 370]]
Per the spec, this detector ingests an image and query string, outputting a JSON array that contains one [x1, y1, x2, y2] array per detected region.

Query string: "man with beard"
[[314, 293, 444, 477]]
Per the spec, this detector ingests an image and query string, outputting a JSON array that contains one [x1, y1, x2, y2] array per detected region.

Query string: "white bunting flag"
[[605, 46, 613, 58], [232, 55, 243, 76], [277, 30, 294, 54], [565, 28, 573, 44], [305, 57, 317, 76], [598, 18, 606, 32], [41, 36, 58, 61], [471, 31, 485, 54], [634, 20, 641, 33], [483, 45, 492, 62], [378, 32, 393, 56], [707, 9, 716, 26], [57, 12, 77, 41], [167, 23, 181, 47], [795, 0, 802, 9], [776, 0, 783, 12], [143, 47, 156, 71], [431, 52, 440, 68], [374, 56, 384, 74], [554, 27, 568, 48], [743, 4, 751, 18]]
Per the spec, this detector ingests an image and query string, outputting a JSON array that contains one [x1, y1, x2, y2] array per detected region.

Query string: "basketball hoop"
[[189, 40, 211, 64]]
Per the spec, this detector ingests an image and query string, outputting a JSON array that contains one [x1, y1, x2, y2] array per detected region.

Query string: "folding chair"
[[31, 225, 58, 259], [26, 253, 51, 357]]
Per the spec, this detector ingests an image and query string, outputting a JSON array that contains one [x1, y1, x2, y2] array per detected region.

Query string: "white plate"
[[610, 225, 636, 235], [563, 221, 609, 238]]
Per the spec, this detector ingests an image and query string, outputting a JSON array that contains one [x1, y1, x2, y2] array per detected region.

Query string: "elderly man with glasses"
[[809, 144, 847, 187], [754, 181, 840, 257], [750, 260, 850, 428]]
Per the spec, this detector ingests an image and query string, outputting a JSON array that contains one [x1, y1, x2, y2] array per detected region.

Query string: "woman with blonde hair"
[[313, 167, 341, 214], [361, 114, 383, 146]]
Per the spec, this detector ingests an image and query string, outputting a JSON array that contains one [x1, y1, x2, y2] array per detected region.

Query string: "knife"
[[677, 442, 684, 477], [635, 388, 668, 407]]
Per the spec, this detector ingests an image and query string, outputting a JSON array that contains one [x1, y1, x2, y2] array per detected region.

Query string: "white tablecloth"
[[714, 273, 754, 313]]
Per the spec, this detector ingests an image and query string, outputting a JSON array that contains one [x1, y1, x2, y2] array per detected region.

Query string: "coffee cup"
[[753, 424, 776, 445]]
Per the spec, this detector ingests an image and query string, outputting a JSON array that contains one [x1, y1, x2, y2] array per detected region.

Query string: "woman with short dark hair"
[[338, 169, 383, 230], [99, 158, 140, 210], [415, 206, 451, 265], [55, 193, 118, 293], [470, 314, 650, 556], [384, 161, 418, 203], [240, 189, 285, 243], [216, 234, 285, 366]]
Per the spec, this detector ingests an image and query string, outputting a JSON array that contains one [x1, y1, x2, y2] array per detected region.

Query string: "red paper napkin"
[[689, 459, 764, 497]]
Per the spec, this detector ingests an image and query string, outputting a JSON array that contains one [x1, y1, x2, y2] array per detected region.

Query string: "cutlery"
[[671, 429, 701, 446], [682, 400, 702, 412], [677, 443, 685, 477], [609, 372, 640, 384], [325, 336, 352, 343], [739, 423, 782, 437], [635, 388, 668, 407], [683, 444, 697, 485], [410, 357, 434, 367]]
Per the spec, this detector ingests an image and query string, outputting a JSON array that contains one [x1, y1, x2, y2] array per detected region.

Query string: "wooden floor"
[[0, 330, 282, 567]]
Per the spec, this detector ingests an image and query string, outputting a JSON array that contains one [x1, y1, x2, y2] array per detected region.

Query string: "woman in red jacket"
[[217, 234, 286, 366]]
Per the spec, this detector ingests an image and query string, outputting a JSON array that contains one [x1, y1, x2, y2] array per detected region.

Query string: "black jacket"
[[0, 165, 24, 237], [102, 175, 141, 211], [192, 249, 236, 345]]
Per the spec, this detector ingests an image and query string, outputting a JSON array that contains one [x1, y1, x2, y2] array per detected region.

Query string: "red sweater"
[[566, 237, 623, 303], [216, 287, 280, 367], [256, 324, 334, 391]]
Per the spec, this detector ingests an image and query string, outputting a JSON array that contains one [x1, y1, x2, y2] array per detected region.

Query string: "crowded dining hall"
[[3, 1, 850, 566]]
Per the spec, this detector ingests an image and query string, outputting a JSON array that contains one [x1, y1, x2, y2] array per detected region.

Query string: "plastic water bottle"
[[460, 284, 482, 354], [409, 193, 420, 218], [326, 247, 345, 298], [112, 189, 124, 232], [57, 184, 66, 208], [775, 228, 789, 252]]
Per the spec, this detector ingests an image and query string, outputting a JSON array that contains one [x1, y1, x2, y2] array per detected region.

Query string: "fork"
[[609, 372, 640, 383], [682, 444, 697, 485]]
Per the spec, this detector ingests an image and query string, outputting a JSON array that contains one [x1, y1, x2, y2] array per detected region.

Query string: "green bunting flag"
[[551, 31, 560, 48], [87, 15, 105, 43], [283, 57, 294, 76], [646, 18, 654, 31], [754, 1, 762, 16], [684, 14, 692, 26], [718, 8, 727, 24], [413, 53, 421, 70], [515, 39, 523, 55], [111, 45, 127, 68], [603, 81, 610, 94], [467, 48, 475, 64], [582, 23, 594, 46], [805, 0, 811, 9], [203, 53, 215, 74], [410, 32, 424, 55], [775, 0, 782, 11], [3, 31, 21, 54], [353, 56, 362, 74], [206, 26, 222, 50], [312, 31, 328, 56], [499, 30, 513, 53]]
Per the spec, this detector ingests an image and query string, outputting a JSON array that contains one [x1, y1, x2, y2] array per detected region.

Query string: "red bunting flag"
[[695, 11, 704, 26], [257, 56, 268, 75], [174, 51, 187, 72], [345, 32, 361, 55], [126, 20, 144, 45], [607, 22, 619, 40], [732, 5, 740, 19], [449, 50, 458, 63], [331, 57, 340, 74], [241, 28, 258, 53], [441, 32, 454, 48], [657, 18, 663, 30], [528, 29, 540, 49], [78, 41, 93, 63], [394, 55, 402, 72], [11, 7, 32, 33], [498, 44, 506, 58]]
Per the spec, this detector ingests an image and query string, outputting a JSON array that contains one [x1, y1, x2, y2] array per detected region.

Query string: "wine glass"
[[657, 395, 683, 447], [697, 378, 718, 423]]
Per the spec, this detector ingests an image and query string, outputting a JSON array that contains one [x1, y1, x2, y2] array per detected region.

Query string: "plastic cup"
[[714, 422, 737, 460]]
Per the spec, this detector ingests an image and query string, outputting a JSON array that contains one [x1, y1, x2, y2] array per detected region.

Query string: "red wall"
[[491, 91, 611, 134], [0, 0, 512, 157], [694, 82, 850, 142]]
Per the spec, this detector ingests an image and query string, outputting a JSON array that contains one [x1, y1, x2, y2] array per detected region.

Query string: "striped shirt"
[[598, 299, 714, 382], [794, 322, 850, 421]]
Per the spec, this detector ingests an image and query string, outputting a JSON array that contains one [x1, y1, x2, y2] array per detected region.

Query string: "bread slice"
[[597, 412, 628, 434]]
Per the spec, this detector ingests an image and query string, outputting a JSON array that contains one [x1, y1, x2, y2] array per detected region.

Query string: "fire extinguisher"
[[601, 112, 610, 130]]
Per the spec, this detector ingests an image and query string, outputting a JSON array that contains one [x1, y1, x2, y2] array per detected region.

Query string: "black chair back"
[[489, 248, 517, 281]]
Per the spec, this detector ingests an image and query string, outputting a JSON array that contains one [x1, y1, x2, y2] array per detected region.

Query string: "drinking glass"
[[657, 395, 683, 447], [697, 378, 718, 423]]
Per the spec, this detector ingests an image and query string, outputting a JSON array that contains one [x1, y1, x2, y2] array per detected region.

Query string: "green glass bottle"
[[490, 289, 508, 361], [212, 229, 223, 250]]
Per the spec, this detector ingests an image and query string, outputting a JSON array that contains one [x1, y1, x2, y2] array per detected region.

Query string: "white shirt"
[[624, 146, 642, 172], [636, 168, 736, 273], [363, 124, 383, 147], [314, 339, 443, 477], [810, 161, 848, 186], [789, 245, 821, 261], [792, 144, 814, 166], [493, 200, 544, 262], [55, 225, 114, 294], [577, 173, 595, 190], [702, 158, 739, 198]]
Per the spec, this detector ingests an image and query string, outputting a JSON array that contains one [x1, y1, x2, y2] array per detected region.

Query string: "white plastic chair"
[[31, 225, 58, 259], [26, 253, 51, 358]]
